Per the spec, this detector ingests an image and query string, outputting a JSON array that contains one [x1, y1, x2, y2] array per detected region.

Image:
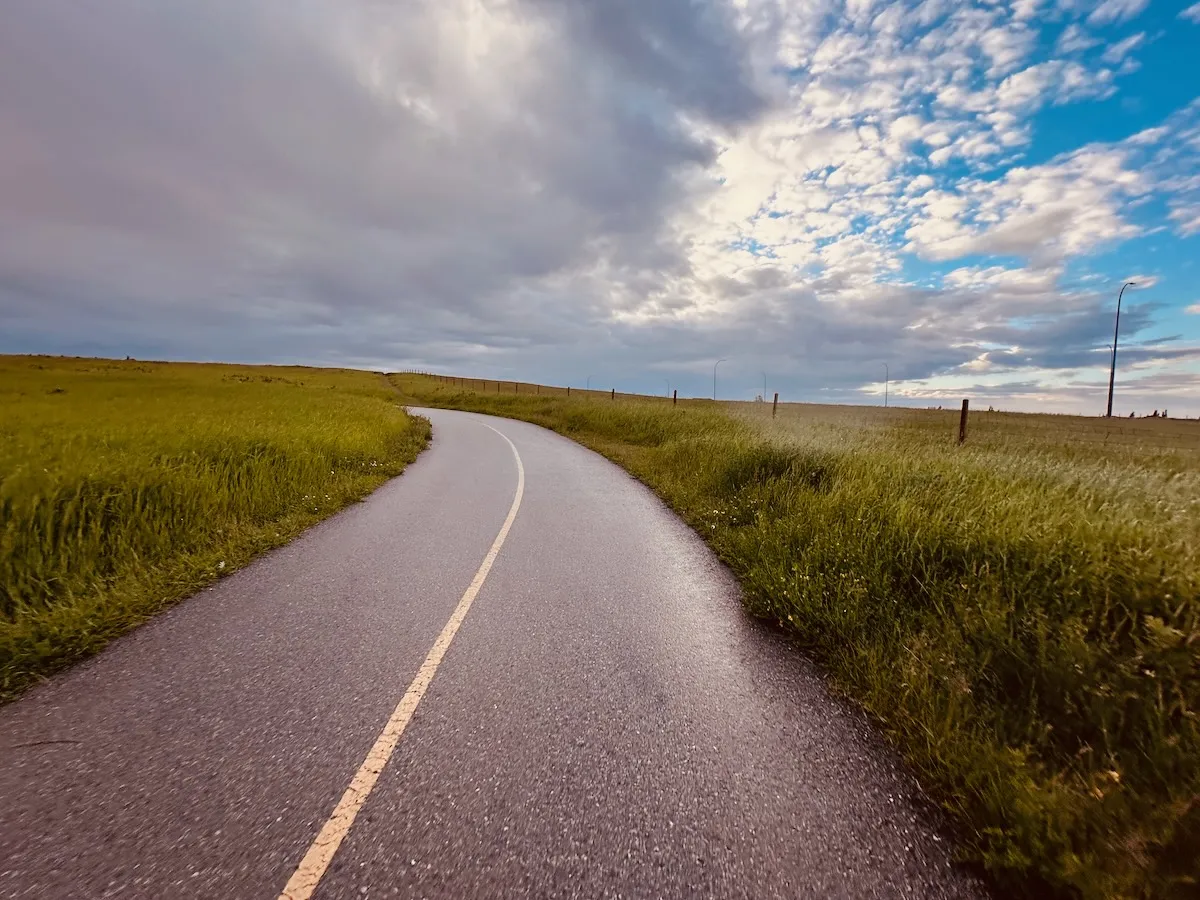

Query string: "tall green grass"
[[1, 356, 429, 699], [392, 374, 1200, 900]]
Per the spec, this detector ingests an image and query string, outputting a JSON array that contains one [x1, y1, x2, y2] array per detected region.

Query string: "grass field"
[[0, 356, 429, 701], [392, 373, 1200, 900]]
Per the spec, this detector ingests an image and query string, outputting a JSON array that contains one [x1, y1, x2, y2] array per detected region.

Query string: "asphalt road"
[[0, 409, 988, 899]]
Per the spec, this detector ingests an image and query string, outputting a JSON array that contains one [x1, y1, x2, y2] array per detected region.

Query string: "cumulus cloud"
[[904, 147, 1146, 264], [0, 0, 1196, 413]]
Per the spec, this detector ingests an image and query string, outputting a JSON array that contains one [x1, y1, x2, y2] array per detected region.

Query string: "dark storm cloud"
[[524, 0, 767, 125], [0, 0, 763, 358]]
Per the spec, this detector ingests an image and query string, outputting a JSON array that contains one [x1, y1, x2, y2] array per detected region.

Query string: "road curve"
[[0, 409, 988, 899]]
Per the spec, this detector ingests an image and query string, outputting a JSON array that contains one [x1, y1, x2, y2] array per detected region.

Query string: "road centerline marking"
[[278, 420, 525, 900]]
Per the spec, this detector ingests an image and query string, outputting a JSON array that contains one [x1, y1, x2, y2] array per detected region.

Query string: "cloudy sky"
[[3, 0, 1199, 412]]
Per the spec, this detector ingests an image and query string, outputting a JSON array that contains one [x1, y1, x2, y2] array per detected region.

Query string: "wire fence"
[[396, 371, 1200, 453]]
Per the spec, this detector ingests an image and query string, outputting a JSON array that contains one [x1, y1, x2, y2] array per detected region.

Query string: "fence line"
[[396, 372, 1198, 450]]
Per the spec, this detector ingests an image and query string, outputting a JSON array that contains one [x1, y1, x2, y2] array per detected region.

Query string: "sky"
[[2, 0, 1199, 413]]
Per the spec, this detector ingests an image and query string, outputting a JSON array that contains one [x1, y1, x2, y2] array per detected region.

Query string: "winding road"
[[0, 409, 987, 899]]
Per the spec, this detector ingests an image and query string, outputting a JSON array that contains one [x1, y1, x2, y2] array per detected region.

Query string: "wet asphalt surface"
[[0, 409, 989, 899]]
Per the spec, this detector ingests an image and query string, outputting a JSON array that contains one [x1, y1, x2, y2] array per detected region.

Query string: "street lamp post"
[[1106, 282, 1136, 418], [882, 363, 889, 408], [586, 375, 592, 392], [713, 358, 726, 401], [663, 378, 670, 398], [762, 372, 767, 401]]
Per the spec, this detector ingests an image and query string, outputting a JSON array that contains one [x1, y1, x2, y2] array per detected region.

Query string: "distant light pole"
[[586, 375, 592, 392], [882, 363, 889, 407], [762, 372, 767, 401], [1106, 282, 1136, 418], [713, 358, 726, 400], [663, 378, 670, 397]]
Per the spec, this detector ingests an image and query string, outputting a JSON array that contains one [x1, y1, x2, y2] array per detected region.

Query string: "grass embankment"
[[1, 356, 429, 701], [392, 373, 1199, 900]]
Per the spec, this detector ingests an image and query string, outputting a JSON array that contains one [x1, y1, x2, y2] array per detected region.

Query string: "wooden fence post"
[[567, 386, 570, 397], [611, 388, 615, 400], [772, 392, 779, 418], [959, 398, 969, 444], [673, 389, 677, 406]]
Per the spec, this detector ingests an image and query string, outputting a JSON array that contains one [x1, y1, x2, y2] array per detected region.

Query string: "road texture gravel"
[[0, 408, 990, 899]]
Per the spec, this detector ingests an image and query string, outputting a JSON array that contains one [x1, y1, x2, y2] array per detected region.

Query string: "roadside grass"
[[1, 356, 429, 701], [391, 373, 1200, 900]]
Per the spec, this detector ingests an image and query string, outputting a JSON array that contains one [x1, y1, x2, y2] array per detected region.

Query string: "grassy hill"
[[1, 356, 429, 700]]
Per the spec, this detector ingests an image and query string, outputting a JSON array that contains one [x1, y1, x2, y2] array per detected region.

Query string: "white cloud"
[[995, 60, 1116, 111], [1013, 0, 1042, 19], [1170, 205, 1200, 235], [904, 146, 1146, 264], [1122, 274, 1160, 289], [1127, 126, 1168, 145], [1150, 103, 1200, 236], [1186, 304, 1200, 315], [1056, 24, 1101, 53], [996, 63, 1057, 108], [1101, 32, 1144, 64], [1057, 60, 1117, 103], [1180, 3, 1200, 24], [906, 174, 937, 193], [1087, 0, 1150, 26], [979, 22, 1037, 75]]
